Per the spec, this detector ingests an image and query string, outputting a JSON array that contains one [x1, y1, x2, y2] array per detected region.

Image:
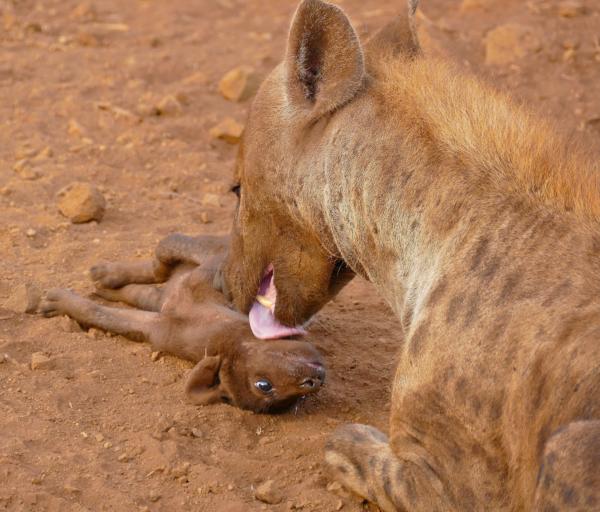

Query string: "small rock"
[[70, 1, 98, 21], [191, 428, 203, 438], [218, 65, 260, 102], [181, 71, 208, 85], [199, 211, 211, 224], [254, 480, 282, 505], [484, 24, 541, 66], [0, 186, 12, 196], [25, 228, 36, 237], [3, 283, 41, 314], [460, 0, 493, 10], [0, 354, 6, 364], [59, 316, 82, 333], [25, 22, 42, 33], [103, 441, 113, 449], [77, 31, 100, 47], [149, 490, 161, 502], [558, 1, 586, 17], [57, 182, 106, 223], [32, 146, 53, 162], [31, 352, 54, 371], [209, 118, 244, 144], [13, 159, 40, 180], [171, 462, 191, 478], [156, 95, 182, 116], [335, 499, 344, 510], [94, 433, 105, 442], [150, 351, 161, 362], [87, 328, 103, 339], [201, 193, 222, 207], [68, 119, 85, 138], [326, 482, 342, 493]]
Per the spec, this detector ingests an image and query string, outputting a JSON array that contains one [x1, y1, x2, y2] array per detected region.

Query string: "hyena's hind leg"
[[40, 289, 159, 342], [93, 284, 163, 312], [325, 424, 452, 512], [533, 420, 600, 511]]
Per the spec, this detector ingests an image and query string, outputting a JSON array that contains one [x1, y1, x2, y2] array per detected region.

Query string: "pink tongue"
[[249, 265, 307, 340]]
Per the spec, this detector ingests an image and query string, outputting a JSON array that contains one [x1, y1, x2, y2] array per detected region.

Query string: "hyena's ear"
[[285, 0, 365, 121], [185, 356, 229, 406], [364, 0, 421, 65]]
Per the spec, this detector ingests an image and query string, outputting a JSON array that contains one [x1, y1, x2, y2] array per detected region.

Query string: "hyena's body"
[[219, 0, 600, 510]]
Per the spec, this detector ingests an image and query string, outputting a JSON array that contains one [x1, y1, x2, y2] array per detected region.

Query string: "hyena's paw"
[[89, 262, 128, 289], [325, 424, 390, 504], [39, 288, 81, 318]]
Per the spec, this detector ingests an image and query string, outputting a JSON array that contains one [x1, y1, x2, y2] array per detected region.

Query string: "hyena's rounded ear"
[[185, 356, 229, 406], [364, 0, 421, 65], [285, 0, 365, 122]]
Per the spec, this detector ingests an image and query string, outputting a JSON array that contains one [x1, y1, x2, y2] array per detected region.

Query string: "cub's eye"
[[255, 379, 273, 393], [230, 184, 241, 197]]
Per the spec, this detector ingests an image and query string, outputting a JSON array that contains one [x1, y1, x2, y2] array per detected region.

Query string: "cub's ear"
[[285, 0, 365, 121], [364, 0, 421, 66], [185, 356, 229, 406]]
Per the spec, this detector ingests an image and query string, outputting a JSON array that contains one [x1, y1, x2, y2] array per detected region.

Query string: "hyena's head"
[[220, 0, 420, 337]]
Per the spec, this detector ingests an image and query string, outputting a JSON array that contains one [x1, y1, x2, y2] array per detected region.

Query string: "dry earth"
[[1, 0, 599, 510]]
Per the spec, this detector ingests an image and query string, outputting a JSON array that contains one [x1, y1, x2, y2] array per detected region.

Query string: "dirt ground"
[[1, 0, 599, 510]]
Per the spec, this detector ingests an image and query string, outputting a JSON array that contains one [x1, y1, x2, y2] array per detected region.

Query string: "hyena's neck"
[[292, 56, 599, 327]]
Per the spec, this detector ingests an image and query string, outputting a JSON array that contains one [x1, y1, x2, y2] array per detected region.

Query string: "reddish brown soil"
[[1, 1, 599, 511]]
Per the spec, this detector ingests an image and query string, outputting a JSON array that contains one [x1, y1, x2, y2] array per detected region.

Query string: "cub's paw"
[[90, 263, 127, 289], [39, 288, 80, 318]]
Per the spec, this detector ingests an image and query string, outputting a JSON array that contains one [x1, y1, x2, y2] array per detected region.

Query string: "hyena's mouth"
[[248, 264, 307, 339]]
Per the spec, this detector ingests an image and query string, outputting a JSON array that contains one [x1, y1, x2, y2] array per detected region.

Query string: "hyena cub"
[[41, 234, 325, 413]]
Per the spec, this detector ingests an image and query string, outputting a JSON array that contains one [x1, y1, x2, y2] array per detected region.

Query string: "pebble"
[[59, 316, 82, 333], [13, 159, 41, 180], [3, 283, 41, 314], [149, 490, 161, 502], [218, 65, 260, 102], [558, 1, 585, 17], [254, 480, 283, 505], [30, 352, 54, 370], [199, 211, 211, 224], [150, 351, 161, 361], [156, 95, 183, 116], [209, 118, 244, 144], [57, 182, 106, 223], [484, 24, 541, 66], [68, 119, 86, 138], [201, 193, 222, 207]]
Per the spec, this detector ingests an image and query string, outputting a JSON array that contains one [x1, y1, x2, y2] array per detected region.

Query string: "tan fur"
[[220, 0, 600, 509], [40, 234, 325, 413]]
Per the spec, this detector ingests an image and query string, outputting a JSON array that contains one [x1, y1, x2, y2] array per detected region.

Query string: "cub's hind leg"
[[93, 284, 163, 312], [40, 288, 159, 342], [325, 424, 454, 512], [90, 259, 171, 289]]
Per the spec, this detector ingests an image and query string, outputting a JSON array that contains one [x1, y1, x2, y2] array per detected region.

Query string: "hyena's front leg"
[[40, 289, 159, 342], [325, 424, 452, 512]]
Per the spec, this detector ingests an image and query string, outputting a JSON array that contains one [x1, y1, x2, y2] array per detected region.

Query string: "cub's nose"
[[300, 362, 326, 390]]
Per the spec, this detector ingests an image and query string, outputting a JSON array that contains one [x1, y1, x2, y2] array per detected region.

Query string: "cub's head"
[[185, 329, 326, 413], [220, 0, 420, 333]]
